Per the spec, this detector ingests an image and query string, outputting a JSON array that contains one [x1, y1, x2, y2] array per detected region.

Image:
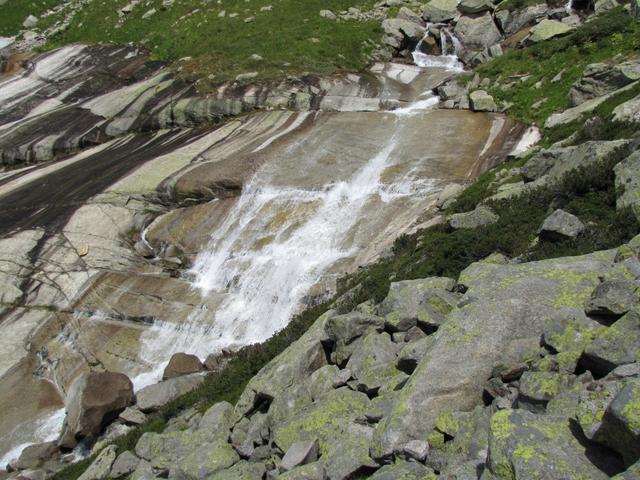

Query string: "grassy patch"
[[0, 0, 64, 36], [42, 0, 382, 88], [476, 8, 640, 126]]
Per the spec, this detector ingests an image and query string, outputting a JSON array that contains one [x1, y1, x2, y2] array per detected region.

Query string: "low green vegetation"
[[40, 0, 382, 87], [0, 0, 63, 36], [477, 8, 640, 126]]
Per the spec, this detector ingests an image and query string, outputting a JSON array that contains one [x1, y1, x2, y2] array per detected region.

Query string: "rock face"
[[162, 353, 205, 380], [538, 209, 585, 240], [58, 372, 133, 449]]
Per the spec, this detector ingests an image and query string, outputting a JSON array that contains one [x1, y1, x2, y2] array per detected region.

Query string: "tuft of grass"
[[476, 8, 640, 126], [41, 0, 383, 88], [0, 0, 64, 36]]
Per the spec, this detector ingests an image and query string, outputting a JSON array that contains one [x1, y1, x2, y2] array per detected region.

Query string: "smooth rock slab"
[[528, 19, 573, 43], [136, 372, 206, 412]]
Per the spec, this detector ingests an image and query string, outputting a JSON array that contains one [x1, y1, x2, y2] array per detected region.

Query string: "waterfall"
[[412, 29, 463, 71]]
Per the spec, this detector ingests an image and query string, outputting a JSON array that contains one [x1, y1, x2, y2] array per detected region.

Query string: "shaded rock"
[[119, 407, 146, 425], [454, 13, 502, 50], [569, 59, 640, 107], [382, 18, 426, 45], [136, 372, 206, 412], [110, 451, 140, 478], [469, 90, 497, 112], [78, 445, 116, 480], [597, 379, 640, 466], [368, 461, 436, 479], [538, 209, 585, 240], [422, 0, 459, 22], [397, 336, 434, 374], [632, 0, 640, 20], [487, 409, 609, 479], [11, 442, 58, 471], [614, 460, 640, 480], [582, 309, 640, 377], [281, 440, 319, 472], [528, 19, 573, 43], [162, 353, 205, 380], [595, 0, 619, 14], [615, 150, 640, 222], [447, 205, 499, 229], [585, 280, 640, 318], [59, 372, 133, 449]]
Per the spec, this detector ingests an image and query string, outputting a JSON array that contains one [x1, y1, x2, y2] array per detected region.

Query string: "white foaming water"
[[510, 126, 541, 157], [0, 408, 65, 467], [391, 93, 440, 116], [412, 30, 464, 72]]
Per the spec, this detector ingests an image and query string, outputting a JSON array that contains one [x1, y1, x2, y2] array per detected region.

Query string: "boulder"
[[174, 441, 239, 480], [487, 409, 609, 479], [495, 4, 548, 36], [422, 0, 459, 22], [528, 19, 573, 43], [447, 205, 499, 229], [517, 371, 572, 411], [585, 280, 640, 318], [110, 451, 140, 478], [78, 445, 117, 480], [613, 92, 640, 124], [162, 353, 205, 380], [538, 209, 585, 240], [345, 332, 400, 393], [595, 0, 619, 14], [280, 440, 320, 472], [582, 309, 640, 377], [22, 15, 38, 28], [382, 18, 426, 46], [368, 461, 436, 479], [397, 337, 435, 374], [207, 461, 266, 480], [135, 372, 206, 412], [458, 0, 494, 14], [436, 183, 464, 209], [576, 381, 622, 441], [469, 90, 497, 112], [277, 462, 326, 480], [396, 6, 422, 23], [454, 13, 502, 50], [59, 372, 133, 449], [615, 150, 640, 222], [324, 311, 384, 343], [319, 10, 336, 20], [11, 442, 58, 471], [119, 407, 146, 425], [597, 379, 640, 466], [569, 59, 640, 106], [199, 401, 234, 433]]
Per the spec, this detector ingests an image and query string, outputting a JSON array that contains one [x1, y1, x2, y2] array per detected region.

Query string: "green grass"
[[40, 0, 383, 88], [476, 8, 640, 126], [0, 0, 64, 36]]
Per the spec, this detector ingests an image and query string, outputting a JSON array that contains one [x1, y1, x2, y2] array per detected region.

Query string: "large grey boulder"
[[447, 205, 499, 229], [598, 380, 640, 466], [538, 209, 585, 240], [569, 59, 640, 106], [454, 13, 502, 50], [613, 92, 640, 124], [422, 0, 459, 22], [495, 4, 549, 36], [136, 372, 206, 412], [615, 150, 640, 221], [346, 332, 400, 393], [78, 445, 117, 480], [370, 250, 631, 459], [174, 441, 239, 479], [585, 280, 640, 318], [529, 19, 573, 43], [110, 451, 140, 478], [280, 440, 320, 472], [382, 18, 426, 47], [11, 442, 58, 471], [486, 409, 609, 479], [458, 0, 494, 14], [162, 352, 205, 380], [369, 461, 436, 479], [517, 371, 572, 411], [59, 372, 133, 449], [469, 90, 497, 112]]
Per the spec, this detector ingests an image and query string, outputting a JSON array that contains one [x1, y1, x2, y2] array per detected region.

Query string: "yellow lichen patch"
[[491, 409, 516, 442]]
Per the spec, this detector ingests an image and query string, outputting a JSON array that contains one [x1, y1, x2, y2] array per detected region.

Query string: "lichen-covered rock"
[[136, 373, 206, 413], [585, 280, 640, 318], [487, 409, 609, 479], [538, 209, 585, 240], [517, 371, 572, 411], [458, 0, 493, 14], [174, 440, 239, 480], [368, 460, 437, 479], [272, 388, 376, 479], [110, 451, 140, 478], [528, 19, 573, 43], [78, 445, 117, 480], [541, 310, 600, 372], [576, 381, 622, 441], [495, 4, 548, 36], [454, 13, 502, 50], [324, 311, 384, 344], [615, 150, 640, 222], [582, 309, 640, 377], [422, 0, 459, 22], [346, 332, 399, 394], [597, 379, 640, 466], [235, 311, 333, 418], [277, 461, 326, 480], [206, 461, 266, 480], [469, 90, 498, 112], [281, 440, 319, 472], [569, 59, 640, 107], [198, 401, 234, 434], [397, 336, 435, 374], [447, 205, 499, 230]]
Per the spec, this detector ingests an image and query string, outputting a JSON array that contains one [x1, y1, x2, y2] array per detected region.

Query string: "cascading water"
[[412, 28, 464, 71]]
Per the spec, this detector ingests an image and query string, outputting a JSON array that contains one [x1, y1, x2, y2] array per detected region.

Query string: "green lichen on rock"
[[434, 410, 460, 437]]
